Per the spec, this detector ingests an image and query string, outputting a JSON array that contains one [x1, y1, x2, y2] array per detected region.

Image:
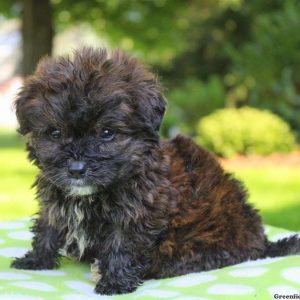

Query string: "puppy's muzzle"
[[68, 161, 87, 179]]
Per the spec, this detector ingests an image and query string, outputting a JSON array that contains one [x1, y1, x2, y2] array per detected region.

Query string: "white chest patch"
[[59, 202, 91, 258], [68, 185, 96, 196]]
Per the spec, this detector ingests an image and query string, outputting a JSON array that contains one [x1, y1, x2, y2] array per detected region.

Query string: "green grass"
[[227, 167, 300, 231], [0, 129, 299, 231], [0, 128, 38, 220]]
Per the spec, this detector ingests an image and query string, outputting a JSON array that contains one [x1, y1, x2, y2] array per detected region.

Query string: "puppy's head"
[[15, 48, 166, 196]]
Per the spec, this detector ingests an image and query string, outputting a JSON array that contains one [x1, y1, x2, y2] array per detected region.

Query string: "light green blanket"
[[0, 219, 299, 300]]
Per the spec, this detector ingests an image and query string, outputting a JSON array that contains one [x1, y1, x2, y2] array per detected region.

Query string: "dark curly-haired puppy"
[[11, 48, 300, 295]]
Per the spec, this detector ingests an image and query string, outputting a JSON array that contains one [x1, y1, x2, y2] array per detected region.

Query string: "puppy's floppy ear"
[[140, 76, 166, 132], [14, 57, 53, 135], [14, 78, 41, 135], [138, 90, 166, 133], [14, 88, 32, 135]]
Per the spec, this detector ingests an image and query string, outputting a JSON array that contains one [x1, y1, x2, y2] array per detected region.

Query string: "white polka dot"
[[268, 285, 300, 295], [63, 294, 110, 300], [24, 270, 67, 276], [0, 238, 5, 244], [174, 297, 210, 300], [84, 272, 92, 280], [0, 271, 32, 280], [0, 221, 26, 229], [229, 267, 268, 277], [65, 280, 94, 294], [63, 296, 85, 300], [0, 295, 43, 300], [282, 267, 300, 284], [270, 232, 299, 242], [8, 230, 34, 240], [235, 257, 282, 267], [0, 247, 28, 257], [11, 281, 56, 292], [135, 289, 180, 298], [207, 284, 254, 295], [167, 273, 217, 287], [139, 280, 161, 290]]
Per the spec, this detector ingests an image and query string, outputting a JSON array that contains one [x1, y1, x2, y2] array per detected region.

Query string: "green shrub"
[[196, 107, 297, 157]]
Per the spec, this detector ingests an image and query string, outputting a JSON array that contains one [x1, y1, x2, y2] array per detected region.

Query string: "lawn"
[[227, 167, 300, 231], [1, 128, 299, 231], [0, 128, 38, 220]]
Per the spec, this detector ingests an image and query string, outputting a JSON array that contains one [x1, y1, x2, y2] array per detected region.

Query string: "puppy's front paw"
[[90, 259, 102, 283], [95, 279, 138, 295], [11, 251, 57, 270]]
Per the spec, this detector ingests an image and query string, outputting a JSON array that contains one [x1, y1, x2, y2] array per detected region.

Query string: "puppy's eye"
[[97, 128, 115, 141], [49, 129, 61, 140]]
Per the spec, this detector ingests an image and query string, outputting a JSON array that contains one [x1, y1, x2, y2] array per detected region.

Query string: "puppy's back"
[[159, 135, 265, 258]]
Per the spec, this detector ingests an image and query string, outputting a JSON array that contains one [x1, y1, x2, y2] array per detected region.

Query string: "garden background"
[[0, 0, 299, 230]]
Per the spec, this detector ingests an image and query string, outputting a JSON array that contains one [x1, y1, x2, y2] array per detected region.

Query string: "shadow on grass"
[[261, 203, 300, 231], [0, 129, 24, 148]]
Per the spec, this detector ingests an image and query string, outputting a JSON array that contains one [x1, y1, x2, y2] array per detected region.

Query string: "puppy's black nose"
[[68, 161, 87, 178]]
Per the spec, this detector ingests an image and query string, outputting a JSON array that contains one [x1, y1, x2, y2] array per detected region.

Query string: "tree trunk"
[[21, 0, 53, 76]]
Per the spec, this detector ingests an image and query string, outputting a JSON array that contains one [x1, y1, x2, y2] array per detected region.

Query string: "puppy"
[[11, 48, 300, 295]]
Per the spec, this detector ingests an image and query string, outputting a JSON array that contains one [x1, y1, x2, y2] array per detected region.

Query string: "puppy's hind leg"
[[154, 247, 264, 279]]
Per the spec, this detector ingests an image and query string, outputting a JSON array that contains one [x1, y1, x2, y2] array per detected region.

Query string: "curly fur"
[[11, 48, 300, 295]]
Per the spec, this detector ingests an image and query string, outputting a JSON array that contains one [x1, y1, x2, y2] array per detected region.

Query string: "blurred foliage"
[[0, 0, 19, 18], [227, 1, 300, 135], [51, 0, 192, 65], [157, 0, 300, 137], [196, 107, 296, 157], [162, 76, 225, 136], [0, 0, 194, 65], [156, 0, 288, 83], [1, 0, 300, 140]]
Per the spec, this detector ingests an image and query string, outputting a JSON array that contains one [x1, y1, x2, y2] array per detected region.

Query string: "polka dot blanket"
[[0, 219, 299, 300]]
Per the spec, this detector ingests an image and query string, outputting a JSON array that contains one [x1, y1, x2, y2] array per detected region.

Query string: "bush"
[[196, 107, 297, 157]]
